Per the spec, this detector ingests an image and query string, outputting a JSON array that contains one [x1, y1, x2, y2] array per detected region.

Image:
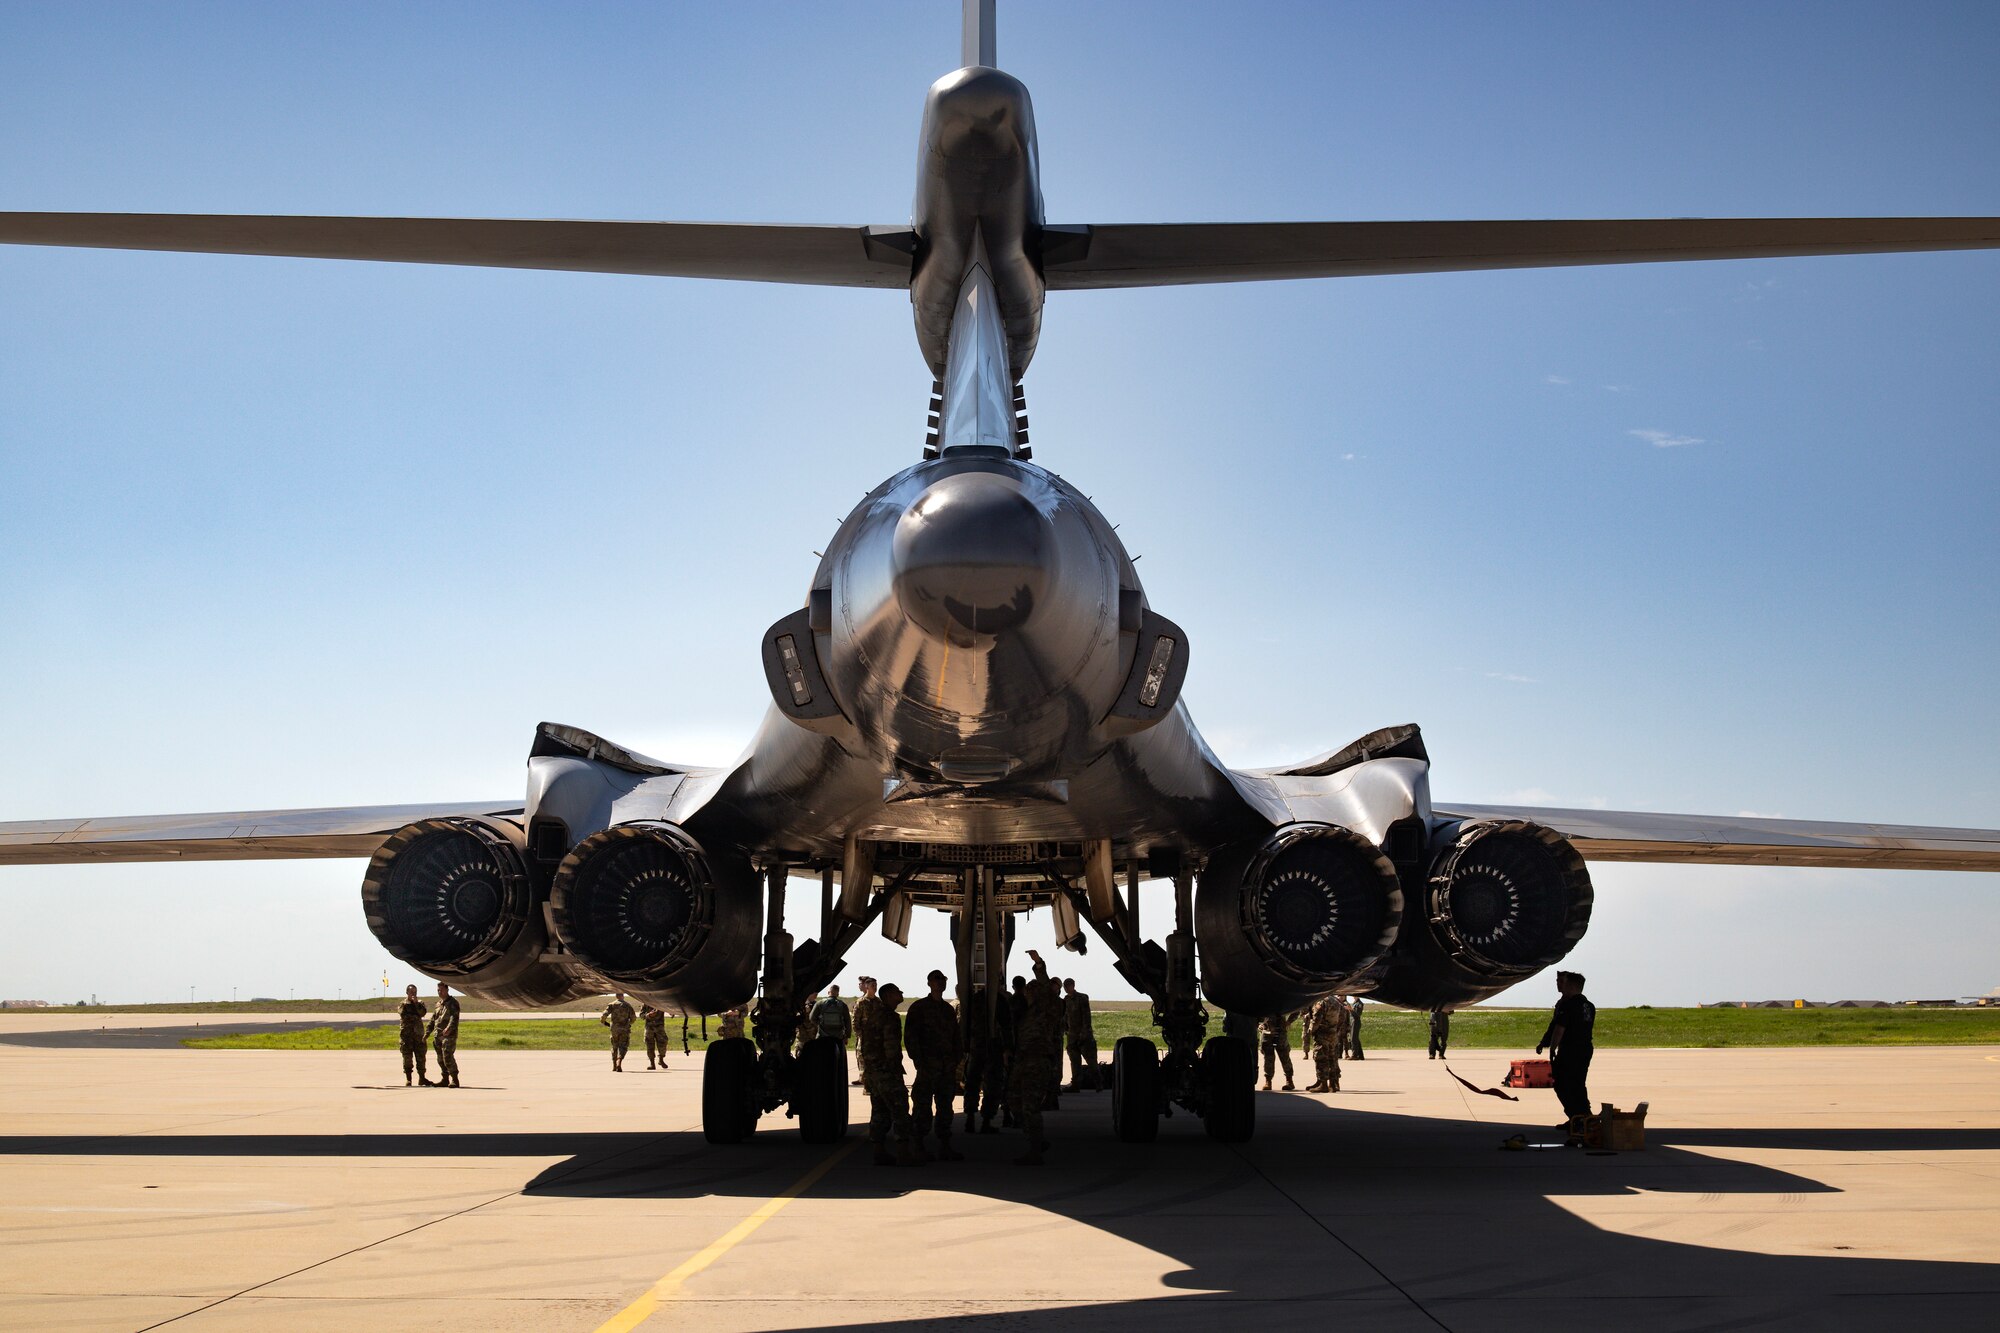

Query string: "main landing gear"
[[703, 864, 869, 1145], [1086, 856, 1255, 1144]]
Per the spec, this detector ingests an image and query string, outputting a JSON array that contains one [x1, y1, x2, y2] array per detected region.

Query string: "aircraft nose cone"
[[892, 471, 1054, 643]]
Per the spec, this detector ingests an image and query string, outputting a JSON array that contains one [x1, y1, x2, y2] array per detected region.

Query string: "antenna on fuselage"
[[963, 0, 996, 67]]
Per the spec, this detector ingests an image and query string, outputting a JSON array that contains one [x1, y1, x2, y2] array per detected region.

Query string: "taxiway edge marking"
[[594, 1138, 861, 1332]]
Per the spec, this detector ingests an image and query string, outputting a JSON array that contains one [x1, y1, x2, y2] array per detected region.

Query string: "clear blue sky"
[[2, 1, 1995, 1007]]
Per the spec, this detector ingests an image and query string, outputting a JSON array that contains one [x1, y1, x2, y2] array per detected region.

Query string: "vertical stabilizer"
[[963, 0, 996, 67]]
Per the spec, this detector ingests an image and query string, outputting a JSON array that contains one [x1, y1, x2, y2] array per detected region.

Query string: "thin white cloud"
[[1544, 374, 1571, 385], [1602, 383, 1633, 393], [1629, 427, 1703, 448], [1485, 671, 1537, 684], [1340, 452, 1361, 462]]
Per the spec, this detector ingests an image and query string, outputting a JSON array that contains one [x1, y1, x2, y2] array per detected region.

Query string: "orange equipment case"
[[1504, 1058, 1554, 1088]]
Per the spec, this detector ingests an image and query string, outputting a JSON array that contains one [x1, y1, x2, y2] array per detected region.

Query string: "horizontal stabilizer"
[[0, 801, 522, 865], [0, 213, 917, 287], [1043, 217, 2000, 289], [1434, 804, 2000, 873]]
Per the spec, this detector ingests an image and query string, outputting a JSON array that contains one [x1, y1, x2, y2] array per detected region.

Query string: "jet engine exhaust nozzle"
[[548, 821, 760, 1013], [1426, 820, 1593, 978], [891, 469, 1054, 644], [1196, 823, 1405, 1015], [361, 816, 597, 1008]]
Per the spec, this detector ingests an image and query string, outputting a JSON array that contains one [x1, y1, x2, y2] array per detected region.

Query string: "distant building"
[[1, 1000, 50, 1009], [1709, 999, 1894, 1008]]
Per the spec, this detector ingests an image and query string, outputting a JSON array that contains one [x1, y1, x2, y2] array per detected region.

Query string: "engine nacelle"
[[548, 821, 761, 1014], [1363, 819, 1594, 1008], [362, 816, 600, 1008], [1196, 822, 1404, 1016]]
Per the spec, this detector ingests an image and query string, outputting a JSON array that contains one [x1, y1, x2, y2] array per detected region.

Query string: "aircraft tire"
[[794, 1037, 849, 1144], [702, 1037, 758, 1143], [1112, 1036, 1161, 1143], [1201, 1035, 1256, 1142]]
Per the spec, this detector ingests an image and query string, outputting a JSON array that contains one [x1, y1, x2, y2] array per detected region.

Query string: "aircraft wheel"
[[1112, 1036, 1160, 1143], [1201, 1035, 1256, 1142], [794, 1037, 849, 1144], [702, 1037, 758, 1143]]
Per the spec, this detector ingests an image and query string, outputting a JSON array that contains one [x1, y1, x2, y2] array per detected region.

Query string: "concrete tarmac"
[[2, 1025, 1996, 1331], [0, 1012, 593, 1050]]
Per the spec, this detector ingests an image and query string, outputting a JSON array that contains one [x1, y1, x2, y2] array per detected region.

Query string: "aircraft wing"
[[0, 213, 917, 286], [0, 801, 523, 866], [1432, 804, 2000, 873], [9, 215, 1995, 293], [1040, 217, 2000, 289]]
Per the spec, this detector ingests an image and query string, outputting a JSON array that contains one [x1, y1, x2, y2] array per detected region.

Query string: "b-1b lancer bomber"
[[5, 3, 1999, 1145]]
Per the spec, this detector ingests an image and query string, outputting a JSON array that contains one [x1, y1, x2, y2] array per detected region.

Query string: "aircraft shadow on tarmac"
[[6, 1094, 1996, 1330]]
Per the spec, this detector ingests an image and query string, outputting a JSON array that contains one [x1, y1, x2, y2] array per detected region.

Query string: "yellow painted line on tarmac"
[[593, 1138, 861, 1332]]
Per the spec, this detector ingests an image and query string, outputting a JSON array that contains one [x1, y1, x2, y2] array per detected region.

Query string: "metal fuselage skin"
[[690, 449, 1257, 857]]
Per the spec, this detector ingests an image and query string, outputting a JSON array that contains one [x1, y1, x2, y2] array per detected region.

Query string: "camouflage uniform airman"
[[959, 988, 1006, 1134], [641, 1004, 669, 1069], [860, 984, 917, 1165], [1008, 957, 1063, 1164], [717, 1007, 746, 1040], [904, 973, 964, 1160], [1062, 981, 1098, 1091], [1427, 1007, 1450, 1060], [600, 995, 635, 1071], [1259, 1011, 1296, 1091], [811, 989, 853, 1046], [427, 986, 461, 1088], [852, 980, 881, 1088], [397, 988, 431, 1086], [1304, 995, 1347, 1093]]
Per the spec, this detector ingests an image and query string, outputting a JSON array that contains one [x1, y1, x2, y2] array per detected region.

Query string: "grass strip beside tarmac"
[[181, 1005, 2000, 1051]]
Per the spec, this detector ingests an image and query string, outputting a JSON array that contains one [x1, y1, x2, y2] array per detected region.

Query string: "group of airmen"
[[1247, 994, 1377, 1093], [595, 993, 674, 1071], [398, 975, 1468, 1138], [822, 950, 1091, 1167], [396, 982, 461, 1088]]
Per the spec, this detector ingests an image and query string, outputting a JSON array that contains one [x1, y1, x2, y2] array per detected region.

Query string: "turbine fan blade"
[[1041, 217, 2000, 289], [0, 213, 917, 287]]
